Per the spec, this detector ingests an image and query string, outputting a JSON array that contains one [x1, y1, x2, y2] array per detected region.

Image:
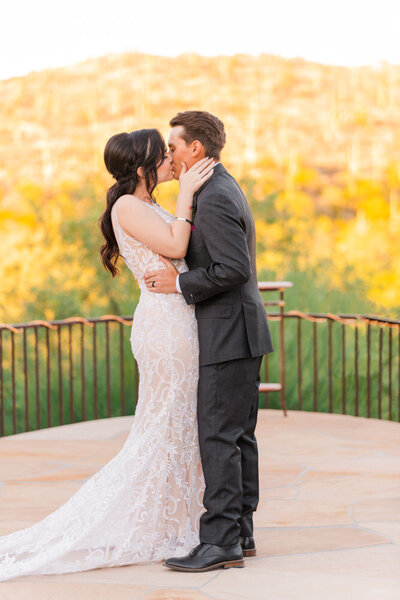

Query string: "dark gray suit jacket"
[[179, 163, 273, 366]]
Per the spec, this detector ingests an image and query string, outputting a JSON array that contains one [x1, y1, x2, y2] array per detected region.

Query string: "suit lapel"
[[193, 163, 226, 215]]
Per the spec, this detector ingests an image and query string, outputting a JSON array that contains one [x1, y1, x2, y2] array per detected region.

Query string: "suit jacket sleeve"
[[179, 191, 251, 304]]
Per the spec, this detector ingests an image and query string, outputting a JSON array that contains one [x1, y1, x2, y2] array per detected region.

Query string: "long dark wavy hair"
[[100, 129, 167, 276]]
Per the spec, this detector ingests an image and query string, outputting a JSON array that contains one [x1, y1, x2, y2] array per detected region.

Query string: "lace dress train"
[[0, 200, 205, 581]]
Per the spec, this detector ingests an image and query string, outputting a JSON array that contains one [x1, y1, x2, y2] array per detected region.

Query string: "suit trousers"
[[197, 355, 263, 546]]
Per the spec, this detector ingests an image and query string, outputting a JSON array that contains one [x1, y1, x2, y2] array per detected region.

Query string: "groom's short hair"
[[169, 111, 226, 160]]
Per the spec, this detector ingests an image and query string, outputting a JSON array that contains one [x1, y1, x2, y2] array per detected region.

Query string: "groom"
[[144, 111, 273, 571]]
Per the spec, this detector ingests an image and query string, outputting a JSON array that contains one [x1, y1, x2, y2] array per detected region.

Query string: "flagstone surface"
[[0, 409, 399, 599]]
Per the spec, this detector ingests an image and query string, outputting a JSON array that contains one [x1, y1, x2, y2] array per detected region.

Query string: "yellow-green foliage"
[[1, 53, 400, 322]]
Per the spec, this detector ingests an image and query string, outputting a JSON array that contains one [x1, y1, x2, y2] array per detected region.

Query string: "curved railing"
[[0, 283, 399, 436]]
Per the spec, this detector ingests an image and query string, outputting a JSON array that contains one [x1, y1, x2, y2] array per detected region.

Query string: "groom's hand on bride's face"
[[144, 256, 179, 294]]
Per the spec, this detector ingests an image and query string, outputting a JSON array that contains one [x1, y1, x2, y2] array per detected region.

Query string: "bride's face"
[[156, 150, 174, 183]]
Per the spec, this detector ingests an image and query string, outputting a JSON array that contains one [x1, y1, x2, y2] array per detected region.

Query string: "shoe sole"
[[163, 559, 245, 572], [242, 548, 257, 557]]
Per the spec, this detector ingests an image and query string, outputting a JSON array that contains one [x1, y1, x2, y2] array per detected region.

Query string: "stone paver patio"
[[0, 410, 399, 599]]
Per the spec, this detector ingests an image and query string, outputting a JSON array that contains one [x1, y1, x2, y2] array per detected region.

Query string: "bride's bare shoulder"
[[115, 194, 141, 208], [114, 194, 148, 216]]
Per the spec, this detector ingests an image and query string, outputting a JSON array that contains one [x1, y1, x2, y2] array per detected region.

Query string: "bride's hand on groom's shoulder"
[[179, 157, 215, 196], [144, 256, 179, 294]]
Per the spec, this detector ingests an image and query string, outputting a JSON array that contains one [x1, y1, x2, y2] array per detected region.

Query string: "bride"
[[0, 128, 214, 581]]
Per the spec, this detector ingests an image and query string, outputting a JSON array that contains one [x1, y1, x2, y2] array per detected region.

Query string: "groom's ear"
[[191, 140, 205, 158]]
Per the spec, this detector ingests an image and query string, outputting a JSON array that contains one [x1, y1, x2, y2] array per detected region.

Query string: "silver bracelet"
[[175, 217, 193, 225]]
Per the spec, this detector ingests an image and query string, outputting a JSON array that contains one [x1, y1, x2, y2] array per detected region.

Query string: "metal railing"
[[0, 316, 138, 437], [0, 294, 399, 437], [261, 309, 400, 422]]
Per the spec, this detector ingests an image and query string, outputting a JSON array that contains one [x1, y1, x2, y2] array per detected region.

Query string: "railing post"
[[46, 327, 51, 428], [12, 331, 17, 434], [0, 329, 3, 437], [398, 327, 400, 423], [328, 319, 333, 413], [93, 323, 98, 420], [388, 327, 392, 421], [258, 282, 292, 416], [313, 321, 318, 412], [279, 289, 287, 416], [23, 328, 30, 431], [297, 317, 302, 410]]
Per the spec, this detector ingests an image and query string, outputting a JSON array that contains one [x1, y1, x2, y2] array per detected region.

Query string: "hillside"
[[1, 52, 400, 186]]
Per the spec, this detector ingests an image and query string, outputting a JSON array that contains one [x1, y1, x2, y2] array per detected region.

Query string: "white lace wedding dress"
[[0, 200, 205, 582]]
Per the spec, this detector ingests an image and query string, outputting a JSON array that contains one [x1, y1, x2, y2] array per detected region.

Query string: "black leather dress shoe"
[[239, 536, 257, 557], [163, 542, 244, 572]]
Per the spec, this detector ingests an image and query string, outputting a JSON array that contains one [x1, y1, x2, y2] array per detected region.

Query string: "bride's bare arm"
[[115, 158, 214, 259]]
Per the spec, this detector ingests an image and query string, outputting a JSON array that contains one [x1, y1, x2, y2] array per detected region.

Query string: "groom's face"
[[168, 126, 200, 179]]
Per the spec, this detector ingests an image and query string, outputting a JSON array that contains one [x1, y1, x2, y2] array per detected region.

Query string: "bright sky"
[[2, 0, 400, 80]]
